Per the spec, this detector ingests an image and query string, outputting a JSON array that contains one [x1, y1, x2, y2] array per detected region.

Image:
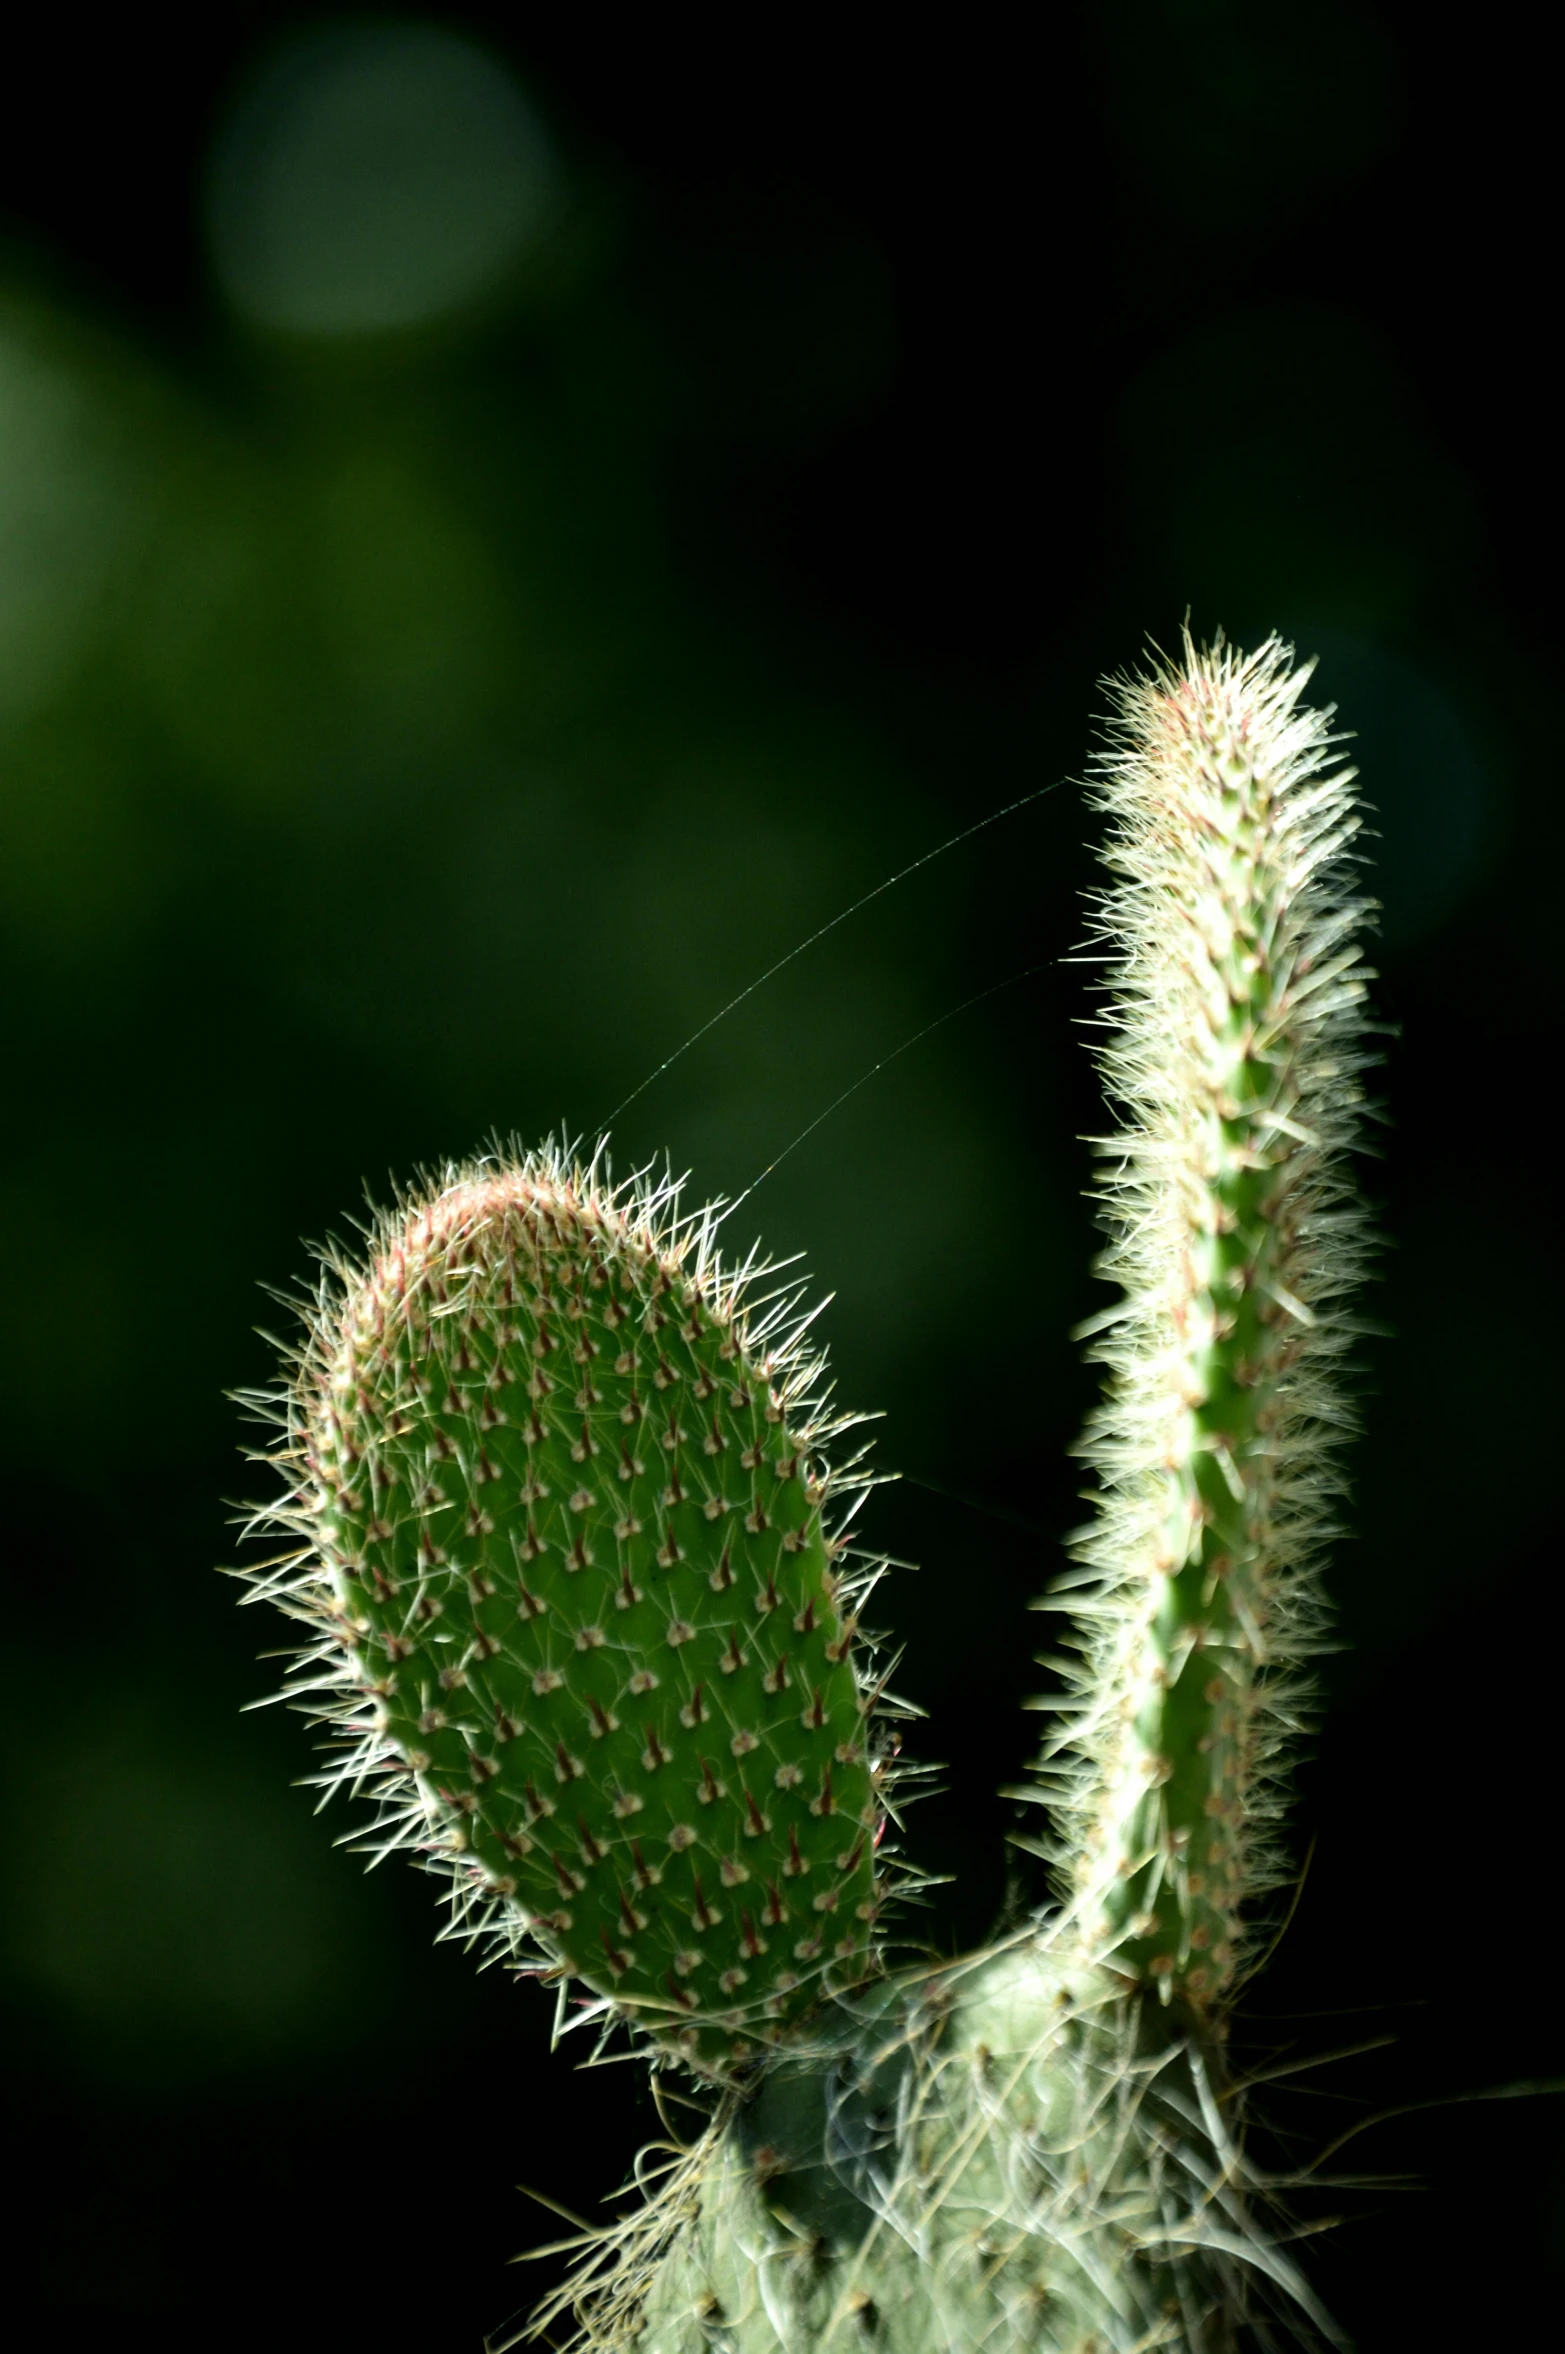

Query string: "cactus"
[[240, 631, 1372, 2349]]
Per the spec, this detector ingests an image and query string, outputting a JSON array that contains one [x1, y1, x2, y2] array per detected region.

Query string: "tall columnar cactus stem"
[[1040, 632, 1373, 2005], [243, 1148, 902, 2075]]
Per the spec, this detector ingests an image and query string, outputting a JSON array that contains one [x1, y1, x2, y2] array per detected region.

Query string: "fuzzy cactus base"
[[542, 1931, 1313, 2354]]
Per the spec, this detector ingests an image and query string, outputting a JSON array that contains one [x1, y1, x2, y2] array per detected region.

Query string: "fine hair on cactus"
[[237, 628, 1375, 2351]]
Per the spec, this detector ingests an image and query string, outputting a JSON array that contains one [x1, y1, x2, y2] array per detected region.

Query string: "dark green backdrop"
[[1, 7, 1557, 2347]]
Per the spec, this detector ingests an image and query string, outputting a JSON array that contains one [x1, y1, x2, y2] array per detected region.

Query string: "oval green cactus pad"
[[253, 1151, 886, 2073]]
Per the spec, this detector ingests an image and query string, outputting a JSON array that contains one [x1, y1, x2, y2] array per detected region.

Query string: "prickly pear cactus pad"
[[246, 1151, 889, 2072]]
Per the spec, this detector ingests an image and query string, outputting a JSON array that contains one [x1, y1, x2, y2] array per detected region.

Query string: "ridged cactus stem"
[[1043, 632, 1372, 2007]]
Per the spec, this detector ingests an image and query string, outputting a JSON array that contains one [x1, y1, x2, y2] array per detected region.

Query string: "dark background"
[[1, 6, 1557, 2347]]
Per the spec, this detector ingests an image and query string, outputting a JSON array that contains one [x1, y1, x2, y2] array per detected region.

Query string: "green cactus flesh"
[[274, 1156, 883, 2070]]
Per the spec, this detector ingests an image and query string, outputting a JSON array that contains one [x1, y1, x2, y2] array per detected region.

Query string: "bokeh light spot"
[[0, 324, 130, 717], [205, 23, 558, 337]]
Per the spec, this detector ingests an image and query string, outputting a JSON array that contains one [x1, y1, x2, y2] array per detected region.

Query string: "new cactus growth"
[[241, 631, 1373, 2349], [1036, 632, 1373, 2003]]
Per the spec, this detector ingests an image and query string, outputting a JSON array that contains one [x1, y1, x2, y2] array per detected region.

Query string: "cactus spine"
[[240, 632, 1373, 2350]]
